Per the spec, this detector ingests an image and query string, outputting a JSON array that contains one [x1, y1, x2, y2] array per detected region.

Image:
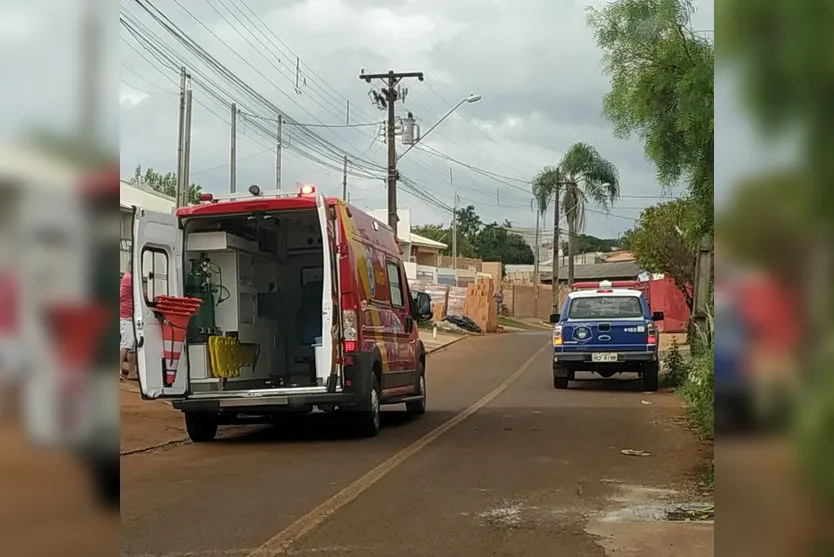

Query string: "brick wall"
[[437, 255, 482, 271], [503, 282, 569, 320], [481, 261, 503, 284]]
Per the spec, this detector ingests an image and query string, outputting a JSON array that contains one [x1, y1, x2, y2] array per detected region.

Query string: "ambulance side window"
[[140, 248, 169, 304], [386, 262, 404, 308]]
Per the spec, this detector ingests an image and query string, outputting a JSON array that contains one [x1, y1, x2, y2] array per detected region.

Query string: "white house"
[[120, 180, 175, 271], [367, 208, 448, 265]]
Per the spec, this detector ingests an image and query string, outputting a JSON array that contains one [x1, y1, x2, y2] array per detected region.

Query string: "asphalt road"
[[121, 332, 712, 557]]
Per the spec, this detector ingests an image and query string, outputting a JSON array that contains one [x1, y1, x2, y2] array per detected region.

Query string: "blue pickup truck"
[[550, 281, 664, 391]]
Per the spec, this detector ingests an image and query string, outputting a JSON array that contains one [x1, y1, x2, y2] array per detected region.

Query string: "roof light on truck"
[[597, 279, 613, 293], [299, 184, 317, 196], [199, 193, 213, 202]]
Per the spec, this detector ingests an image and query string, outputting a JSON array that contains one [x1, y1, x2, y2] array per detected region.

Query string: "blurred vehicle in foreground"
[[0, 143, 118, 507]]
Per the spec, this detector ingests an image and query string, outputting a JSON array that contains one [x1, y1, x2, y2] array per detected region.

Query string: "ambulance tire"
[[353, 373, 381, 438], [185, 412, 218, 443], [643, 362, 659, 392], [406, 360, 427, 416]]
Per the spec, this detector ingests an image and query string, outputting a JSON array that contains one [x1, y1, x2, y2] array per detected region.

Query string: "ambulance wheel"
[[643, 362, 659, 392], [353, 374, 381, 438], [406, 362, 426, 416], [185, 412, 218, 443]]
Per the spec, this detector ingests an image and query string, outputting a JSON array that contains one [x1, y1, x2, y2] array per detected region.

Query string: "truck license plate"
[[592, 353, 618, 363]]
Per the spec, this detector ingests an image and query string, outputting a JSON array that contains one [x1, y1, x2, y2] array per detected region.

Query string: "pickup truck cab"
[[550, 281, 664, 391], [131, 184, 433, 441]]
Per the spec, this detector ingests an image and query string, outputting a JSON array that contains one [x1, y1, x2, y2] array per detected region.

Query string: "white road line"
[[245, 342, 550, 556]]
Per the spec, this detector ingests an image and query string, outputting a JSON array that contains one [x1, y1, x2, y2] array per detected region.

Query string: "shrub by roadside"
[[661, 339, 688, 389], [680, 347, 715, 440]]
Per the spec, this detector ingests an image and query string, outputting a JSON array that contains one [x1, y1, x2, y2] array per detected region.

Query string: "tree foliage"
[[624, 198, 697, 305], [454, 205, 482, 249], [587, 0, 714, 236], [474, 221, 535, 265], [129, 165, 203, 205], [411, 208, 532, 266]]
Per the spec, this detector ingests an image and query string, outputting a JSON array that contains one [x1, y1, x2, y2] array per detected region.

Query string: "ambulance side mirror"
[[412, 291, 432, 321]]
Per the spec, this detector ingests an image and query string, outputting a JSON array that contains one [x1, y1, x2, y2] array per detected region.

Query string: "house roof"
[[606, 250, 635, 262], [410, 232, 447, 250], [504, 261, 642, 282], [542, 261, 642, 282], [120, 180, 176, 213]]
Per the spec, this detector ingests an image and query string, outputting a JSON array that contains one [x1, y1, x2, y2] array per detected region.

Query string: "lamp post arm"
[[397, 99, 465, 162]]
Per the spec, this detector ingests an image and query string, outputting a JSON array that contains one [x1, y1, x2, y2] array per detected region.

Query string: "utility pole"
[[276, 115, 282, 189], [359, 70, 424, 230], [533, 202, 540, 285], [176, 66, 187, 207], [450, 168, 458, 287], [342, 100, 349, 199], [691, 236, 714, 351], [551, 173, 561, 314], [180, 87, 193, 208], [230, 103, 237, 193]]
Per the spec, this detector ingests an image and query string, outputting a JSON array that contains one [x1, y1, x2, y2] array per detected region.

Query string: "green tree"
[[624, 198, 697, 306], [586, 0, 714, 236], [454, 205, 482, 249], [474, 221, 534, 265], [129, 165, 203, 205]]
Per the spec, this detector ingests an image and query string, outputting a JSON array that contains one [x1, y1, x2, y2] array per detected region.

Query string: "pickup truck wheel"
[[184, 412, 219, 443], [643, 362, 659, 392], [406, 364, 426, 416], [353, 374, 381, 438]]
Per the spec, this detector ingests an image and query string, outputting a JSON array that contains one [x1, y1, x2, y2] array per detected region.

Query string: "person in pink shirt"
[[120, 260, 137, 380]]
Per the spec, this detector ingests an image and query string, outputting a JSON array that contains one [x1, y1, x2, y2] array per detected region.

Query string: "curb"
[[426, 334, 468, 355]]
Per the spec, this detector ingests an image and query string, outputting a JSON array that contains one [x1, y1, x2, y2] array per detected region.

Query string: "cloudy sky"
[[4, 0, 767, 242]]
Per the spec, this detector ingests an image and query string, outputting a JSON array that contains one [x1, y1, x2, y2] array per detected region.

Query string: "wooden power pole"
[[359, 70, 424, 230]]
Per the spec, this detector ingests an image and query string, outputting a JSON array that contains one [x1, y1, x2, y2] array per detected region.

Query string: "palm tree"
[[559, 143, 619, 286], [533, 143, 620, 308], [532, 166, 563, 313]]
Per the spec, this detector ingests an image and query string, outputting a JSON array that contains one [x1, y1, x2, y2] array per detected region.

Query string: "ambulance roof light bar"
[[598, 280, 613, 293], [298, 184, 317, 196]]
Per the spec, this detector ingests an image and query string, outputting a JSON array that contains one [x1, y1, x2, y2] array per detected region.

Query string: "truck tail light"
[[647, 324, 658, 345], [553, 325, 563, 346]]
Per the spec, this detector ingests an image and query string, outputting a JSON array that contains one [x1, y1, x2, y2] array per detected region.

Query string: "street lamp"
[[397, 94, 482, 161]]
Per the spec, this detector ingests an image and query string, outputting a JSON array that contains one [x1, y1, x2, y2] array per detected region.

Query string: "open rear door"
[[132, 208, 186, 399], [315, 194, 334, 385]]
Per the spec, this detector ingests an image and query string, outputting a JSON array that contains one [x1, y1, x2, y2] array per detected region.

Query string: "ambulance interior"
[[180, 209, 333, 393]]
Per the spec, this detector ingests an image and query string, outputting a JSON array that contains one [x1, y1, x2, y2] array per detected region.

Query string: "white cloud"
[[115, 0, 717, 239]]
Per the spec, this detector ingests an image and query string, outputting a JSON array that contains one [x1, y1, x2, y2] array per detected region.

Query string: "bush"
[[680, 347, 715, 440], [662, 338, 688, 388]]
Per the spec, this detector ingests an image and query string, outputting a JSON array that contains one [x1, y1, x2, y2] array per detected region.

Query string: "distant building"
[[120, 180, 175, 271]]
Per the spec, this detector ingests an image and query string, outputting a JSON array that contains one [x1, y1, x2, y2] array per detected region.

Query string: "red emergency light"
[[299, 184, 317, 196]]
